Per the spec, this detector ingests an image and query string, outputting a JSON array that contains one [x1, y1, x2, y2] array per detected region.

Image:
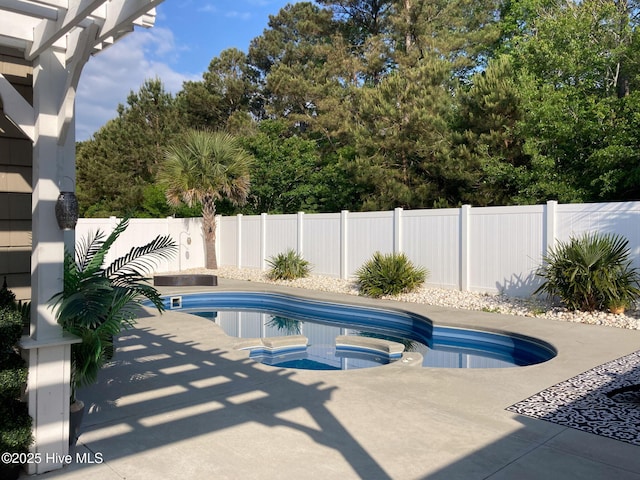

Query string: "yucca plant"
[[266, 249, 311, 280], [355, 252, 428, 298], [51, 218, 176, 402], [535, 232, 640, 312]]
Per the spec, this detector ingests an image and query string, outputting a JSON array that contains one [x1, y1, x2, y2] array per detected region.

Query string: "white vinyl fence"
[[78, 200, 640, 297], [76, 217, 205, 274]]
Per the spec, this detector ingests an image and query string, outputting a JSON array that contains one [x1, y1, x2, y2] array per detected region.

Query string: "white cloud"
[[225, 11, 252, 20], [197, 4, 217, 13], [75, 27, 199, 141]]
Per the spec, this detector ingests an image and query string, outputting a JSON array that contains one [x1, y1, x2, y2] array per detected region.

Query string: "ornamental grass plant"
[[356, 252, 428, 298], [534, 232, 640, 312], [266, 249, 312, 280]]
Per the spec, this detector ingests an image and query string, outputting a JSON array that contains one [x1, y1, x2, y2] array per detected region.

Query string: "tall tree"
[[505, 0, 640, 202], [352, 58, 459, 209], [76, 78, 184, 217], [158, 130, 253, 269], [392, 0, 502, 77], [178, 48, 258, 132], [240, 120, 324, 213], [454, 55, 530, 205], [317, 0, 394, 84]]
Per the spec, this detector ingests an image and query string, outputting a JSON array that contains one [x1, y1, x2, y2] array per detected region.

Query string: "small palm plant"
[[535, 232, 640, 312], [51, 218, 176, 402], [356, 252, 428, 298], [266, 249, 312, 280]]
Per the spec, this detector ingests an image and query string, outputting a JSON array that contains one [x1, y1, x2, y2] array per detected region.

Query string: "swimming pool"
[[159, 291, 556, 370]]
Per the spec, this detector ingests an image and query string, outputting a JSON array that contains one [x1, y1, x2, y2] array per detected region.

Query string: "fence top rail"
[[557, 201, 640, 213]]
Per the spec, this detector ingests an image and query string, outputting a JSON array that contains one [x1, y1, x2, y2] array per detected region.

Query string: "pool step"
[[335, 335, 405, 356]]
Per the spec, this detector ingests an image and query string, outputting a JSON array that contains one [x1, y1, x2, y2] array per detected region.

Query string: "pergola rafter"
[[0, 0, 161, 143], [0, 0, 159, 59]]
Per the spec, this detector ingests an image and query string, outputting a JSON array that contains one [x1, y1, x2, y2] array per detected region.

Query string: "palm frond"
[[81, 218, 130, 276], [105, 235, 177, 280], [75, 229, 106, 273]]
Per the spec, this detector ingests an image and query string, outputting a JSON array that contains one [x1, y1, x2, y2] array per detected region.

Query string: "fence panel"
[[556, 202, 640, 269], [303, 213, 342, 277], [76, 217, 205, 273], [265, 214, 298, 265], [347, 211, 394, 276], [469, 205, 545, 296], [403, 209, 460, 289], [240, 216, 262, 269], [166, 217, 203, 272], [219, 216, 238, 267]]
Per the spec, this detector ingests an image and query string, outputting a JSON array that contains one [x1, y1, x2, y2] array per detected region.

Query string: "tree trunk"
[[405, 0, 412, 51], [202, 196, 218, 269]]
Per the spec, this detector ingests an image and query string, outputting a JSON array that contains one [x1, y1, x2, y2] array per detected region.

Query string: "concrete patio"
[[28, 279, 640, 479]]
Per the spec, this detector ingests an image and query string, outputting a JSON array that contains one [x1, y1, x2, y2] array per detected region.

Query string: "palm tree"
[[51, 218, 176, 402], [158, 129, 253, 269]]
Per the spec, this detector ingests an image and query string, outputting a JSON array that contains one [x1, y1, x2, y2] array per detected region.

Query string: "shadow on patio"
[[37, 310, 393, 479]]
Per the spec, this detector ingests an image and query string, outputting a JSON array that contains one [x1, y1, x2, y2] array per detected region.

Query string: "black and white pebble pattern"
[[506, 351, 640, 446]]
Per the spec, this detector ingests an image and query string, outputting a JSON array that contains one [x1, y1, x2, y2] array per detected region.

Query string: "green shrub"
[[266, 249, 311, 280], [0, 277, 16, 310], [0, 307, 32, 461], [0, 308, 23, 355], [355, 252, 428, 298], [535, 232, 640, 311]]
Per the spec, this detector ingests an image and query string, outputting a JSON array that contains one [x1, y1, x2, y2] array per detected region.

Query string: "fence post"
[[297, 211, 304, 256], [394, 207, 403, 254], [341, 210, 349, 279], [460, 205, 471, 291], [545, 200, 558, 255], [214, 215, 221, 268], [236, 214, 243, 268], [260, 213, 267, 271]]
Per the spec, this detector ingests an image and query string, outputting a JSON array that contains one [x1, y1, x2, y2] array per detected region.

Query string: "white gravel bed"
[[171, 266, 640, 330]]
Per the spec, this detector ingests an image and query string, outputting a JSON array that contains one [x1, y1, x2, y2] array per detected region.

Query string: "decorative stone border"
[[507, 350, 640, 446]]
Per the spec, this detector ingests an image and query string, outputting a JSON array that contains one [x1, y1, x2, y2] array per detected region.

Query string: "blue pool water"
[[161, 292, 556, 370]]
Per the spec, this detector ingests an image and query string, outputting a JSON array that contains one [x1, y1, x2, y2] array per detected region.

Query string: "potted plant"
[[0, 306, 33, 480], [51, 218, 176, 443]]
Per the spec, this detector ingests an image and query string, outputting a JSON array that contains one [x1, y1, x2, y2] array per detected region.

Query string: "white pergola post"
[[23, 46, 79, 475], [0, 1, 165, 475]]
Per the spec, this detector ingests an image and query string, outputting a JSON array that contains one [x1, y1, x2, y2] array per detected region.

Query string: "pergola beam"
[[0, 0, 158, 61], [28, 0, 105, 60], [96, 0, 160, 45], [0, 0, 59, 20], [0, 73, 34, 140], [57, 22, 98, 144]]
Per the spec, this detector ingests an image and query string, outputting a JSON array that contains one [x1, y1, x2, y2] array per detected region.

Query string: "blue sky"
[[76, 0, 294, 141]]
